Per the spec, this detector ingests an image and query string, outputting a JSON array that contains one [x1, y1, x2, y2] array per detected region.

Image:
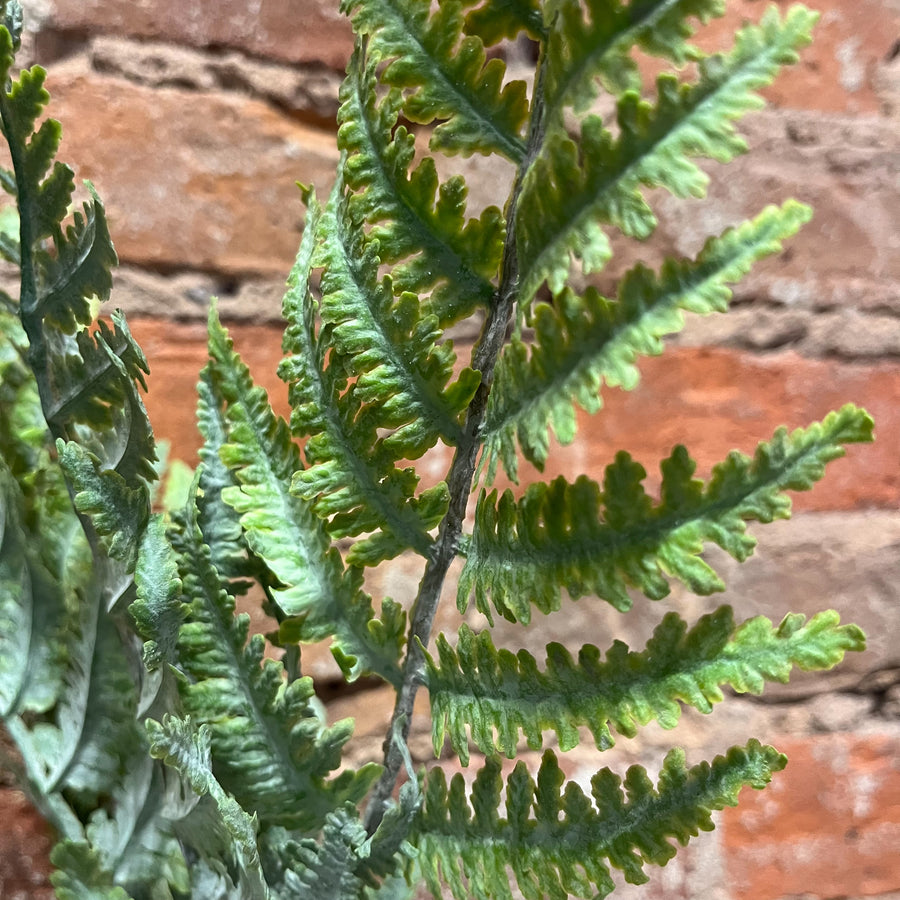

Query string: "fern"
[[0, 0, 876, 898]]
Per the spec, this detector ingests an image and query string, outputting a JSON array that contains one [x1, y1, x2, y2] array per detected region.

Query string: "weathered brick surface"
[[29, 0, 354, 69], [723, 733, 900, 900], [45, 60, 338, 276], [2, 0, 899, 896]]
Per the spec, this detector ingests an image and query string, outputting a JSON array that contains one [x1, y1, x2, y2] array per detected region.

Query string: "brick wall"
[[2, 0, 899, 897]]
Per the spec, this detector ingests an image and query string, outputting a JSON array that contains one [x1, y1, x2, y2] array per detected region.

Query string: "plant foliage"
[[0, 0, 873, 897]]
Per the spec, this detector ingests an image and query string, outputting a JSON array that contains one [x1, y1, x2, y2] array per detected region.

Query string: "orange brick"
[[723, 733, 900, 900]]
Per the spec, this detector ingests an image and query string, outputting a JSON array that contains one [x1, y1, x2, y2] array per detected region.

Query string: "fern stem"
[[364, 53, 549, 835]]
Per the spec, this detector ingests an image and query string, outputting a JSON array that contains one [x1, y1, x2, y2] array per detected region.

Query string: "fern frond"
[[460, 405, 873, 624], [195, 368, 256, 584], [146, 715, 269, 900], [34, 187, 117, 334], [427, 609, 865, 762], [517, 5, 818, 301], [341, 0, 529, 159], [170, 504, 380, 832], [206, 307, 405, 684], [313, 177, 480, 457], [131, 513, 185, 670], [0, 462, 69, 717], [544, 0, 726, 120], [279, 187, 449, 566], [484, 201, 812, 481], [339, 48, 503, 327], [416, 741, 786, 900], [50, 842, 133, 900]]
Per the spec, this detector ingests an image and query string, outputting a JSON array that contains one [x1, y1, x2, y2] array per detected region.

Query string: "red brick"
[[723, 733, 900, 900], [0, 787, 54, 899], [34, 0, 354, 69], [45, 65, 338, 276]]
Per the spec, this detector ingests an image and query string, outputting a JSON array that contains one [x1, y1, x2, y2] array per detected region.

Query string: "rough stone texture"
[[0, 778, 54, 899], [41, 59, 339, 276], [88, 35, 343, 125], [27, 0, 355, 69], [724, 733, 900, 900]]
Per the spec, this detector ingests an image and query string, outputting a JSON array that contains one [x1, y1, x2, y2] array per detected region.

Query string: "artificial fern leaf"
[[146, 715, 269, 900], [131, 513, 185, 670], [313, 176, 480, 457], [279, 186, 449, 565], [206, 307, 405, 683], [58, 440, 148, 568], [33, 187, 116, 334], [0, 462, 68, 716], [460, 405, 873, 623], [195, 368, 256, 584], [484, 201, 812, 481], [279, 806, 369, 897], [460, 0, 545, 45], [80, 755, 190, 898], [339, 47, 503, 326], [43, 314, 156, 485], [342, 0, 529, 159], [50, 841, 133, 900], [415, 741, 785, 900], [543, 0, 726, 120], [170, 505, 380, 832], [517, 5, 818, 301], [427, 609, 865, 762]]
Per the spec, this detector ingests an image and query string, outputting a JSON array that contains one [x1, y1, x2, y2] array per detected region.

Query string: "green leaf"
[[427, 610, 865, 762], [58, 439, 149, 569], [339, 47, 502, 326], [279, 186, 451, 565], [131, 513, 185, 670], [543, 0, 727, 121], [415, 741, 786, 900], [146, 715, 269, 900], [460, 0, 545, 44], [484, 201, 812, 481], [517, 5, 819, 301], [50, 841, 133, 900], [342, 0, 529, 159], [207, 306, 405, 684], [171, 506, 380, 832], [460, 406, 874, 624], [313, 175, 480, 457]]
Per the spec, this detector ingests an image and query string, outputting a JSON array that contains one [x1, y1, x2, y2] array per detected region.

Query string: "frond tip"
[[415, 741, 787, 900]]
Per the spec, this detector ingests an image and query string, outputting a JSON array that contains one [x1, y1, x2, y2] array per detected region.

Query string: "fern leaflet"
[[341, 0, 529, 159], [484, 201, 811, 482], [415, 741, 785, 900], [517, 5, 818, 301], [427, 609, 864, 763], [461, 406, 873, 624]]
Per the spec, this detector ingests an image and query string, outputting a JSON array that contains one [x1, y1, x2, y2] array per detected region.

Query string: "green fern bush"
[[0, 0, 873, 897]]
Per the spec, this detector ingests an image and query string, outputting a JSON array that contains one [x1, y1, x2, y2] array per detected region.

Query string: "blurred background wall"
[[1, 0, 899, 897]]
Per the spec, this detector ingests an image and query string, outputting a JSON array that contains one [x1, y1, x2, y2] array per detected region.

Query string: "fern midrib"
[[181, 533, 338, 830], [359, 0, 527, 162], [543, 0, 696, 125], [519, 33, 788, 297]]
